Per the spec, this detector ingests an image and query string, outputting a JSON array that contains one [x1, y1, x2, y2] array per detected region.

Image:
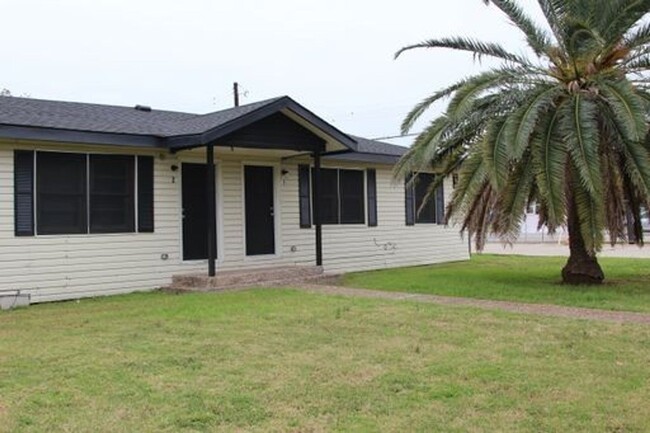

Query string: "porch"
[[168, 97, 357, 277], [169, 265, 324, 292]]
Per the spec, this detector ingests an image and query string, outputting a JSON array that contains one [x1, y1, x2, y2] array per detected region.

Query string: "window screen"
[[89, 155, 135, 233], [414, 173, 436, 224], [36, 152, 88, 235], [316, 168, 339, 224], [339, 169, 365, 224]]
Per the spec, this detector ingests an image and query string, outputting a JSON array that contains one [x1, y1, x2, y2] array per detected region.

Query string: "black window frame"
[[312, 167, 366, 225], [406, 172, 443, 225], [14, 151, 154, 236]]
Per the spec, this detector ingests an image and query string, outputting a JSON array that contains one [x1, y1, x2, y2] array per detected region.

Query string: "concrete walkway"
[[293, 284, 650, 325], [482, 242, 650, 259]]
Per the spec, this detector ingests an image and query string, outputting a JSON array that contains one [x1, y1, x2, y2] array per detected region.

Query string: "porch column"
[[313, 150, 323, 266], [207, 143, 217, 277]]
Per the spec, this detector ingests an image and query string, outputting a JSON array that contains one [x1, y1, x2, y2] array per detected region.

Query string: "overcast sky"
[[2, 0, 544, 146]]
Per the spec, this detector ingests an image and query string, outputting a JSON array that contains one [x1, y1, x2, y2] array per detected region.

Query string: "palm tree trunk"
[[561, 197, 604, 285]]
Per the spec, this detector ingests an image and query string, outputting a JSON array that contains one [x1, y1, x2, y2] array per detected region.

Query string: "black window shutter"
[[298, 165, 311, 228], [405, 174, 415, 226], [367, 169, 377, 226], [435, 180, 445, 224], [14, 150, 34, 236], [138, 156, 155, 232]]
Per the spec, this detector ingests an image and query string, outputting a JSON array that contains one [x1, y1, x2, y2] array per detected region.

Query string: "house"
[[0, 95, 469, 304]]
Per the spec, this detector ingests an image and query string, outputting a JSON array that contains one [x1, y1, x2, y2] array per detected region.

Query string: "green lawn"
[[342, 254, 650, 313], [1, 290, 650, 432]]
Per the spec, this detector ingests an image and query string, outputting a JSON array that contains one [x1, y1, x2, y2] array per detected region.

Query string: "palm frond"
[[600, 0, 650, 44], [492, 151, 536, 243], [395, 36, 532, 66], [572, 176, 605, 254], [393, 117, 450, 178], [447, 151, 489, 220], [445, 70, 518, 119], [626, 55, 650, 73], [505, 84, 562, 160], [599, 80, 650, 197], [624, 20, 650, 50], [600, 80, 647, 144], [532, 107, 567, 229], [482, 118, 511, 189], [400, 82, 463, 134], [483, 0, 552, 55], [466, 182, 498, 251], [537, 0, 569, 48], [600, 149, 627, 245], [622, 176, 646, 245], [559, 94, 602, 197]]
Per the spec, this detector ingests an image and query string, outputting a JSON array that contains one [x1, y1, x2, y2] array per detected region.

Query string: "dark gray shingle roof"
[[349, 135, 407, 157], [0, 96, 282, 137], [0, 95, 407, 161]]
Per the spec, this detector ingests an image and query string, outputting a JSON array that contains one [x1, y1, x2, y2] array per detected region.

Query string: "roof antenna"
[[233, 82, 240, 107]]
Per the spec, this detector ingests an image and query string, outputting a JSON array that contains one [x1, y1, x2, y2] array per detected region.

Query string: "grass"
[[342, 254, 650, 313], [1, 289, 650, 432]]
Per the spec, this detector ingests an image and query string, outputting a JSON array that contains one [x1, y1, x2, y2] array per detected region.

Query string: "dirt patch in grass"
[[340, 254, 650, 312]]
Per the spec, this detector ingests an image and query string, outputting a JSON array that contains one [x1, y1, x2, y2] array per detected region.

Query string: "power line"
[[371, 132, 421, 141]]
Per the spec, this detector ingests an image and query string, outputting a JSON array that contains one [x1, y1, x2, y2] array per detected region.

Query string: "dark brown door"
[[182, 163, 216, 260], [245, 165, 275, 256]]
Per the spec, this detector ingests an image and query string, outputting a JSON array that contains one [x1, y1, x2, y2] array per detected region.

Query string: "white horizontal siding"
[[0, 142, 469, 303]]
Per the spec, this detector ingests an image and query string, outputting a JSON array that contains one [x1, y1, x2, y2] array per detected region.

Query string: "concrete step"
[[169, 266, 323, 292]]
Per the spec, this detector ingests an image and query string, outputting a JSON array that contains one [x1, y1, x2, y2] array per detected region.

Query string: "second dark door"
[[244, 165, 275, 256], [182, 163, 216, 260]]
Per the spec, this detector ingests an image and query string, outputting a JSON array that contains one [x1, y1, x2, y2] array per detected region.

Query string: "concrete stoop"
[[169, 265, 324, 292]]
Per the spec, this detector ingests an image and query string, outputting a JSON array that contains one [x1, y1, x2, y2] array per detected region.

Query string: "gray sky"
[[2, 0, 543, 146]]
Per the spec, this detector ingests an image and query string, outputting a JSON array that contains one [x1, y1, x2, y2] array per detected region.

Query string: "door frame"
[[241, 160, 282, 260], [178, 158, 224, 265]]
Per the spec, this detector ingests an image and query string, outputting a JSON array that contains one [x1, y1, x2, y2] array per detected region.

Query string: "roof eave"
[[0, 124, 165, 148], [323, 152, 403, 165]]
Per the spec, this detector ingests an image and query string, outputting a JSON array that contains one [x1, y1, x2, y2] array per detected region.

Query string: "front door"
[[244, 165, 275, 256], [182, 163, 216, 260]]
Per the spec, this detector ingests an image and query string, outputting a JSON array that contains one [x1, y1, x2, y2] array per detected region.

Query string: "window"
[[318, 169, 340, 224], [339, 170, 365, 224], [37, 152, 88, 235], [14, 151, 154, 236], [405, 173, 445, 225], [414, 173, 436, 224], [89, 155, 135, 233], [311, 168, 365, 225]]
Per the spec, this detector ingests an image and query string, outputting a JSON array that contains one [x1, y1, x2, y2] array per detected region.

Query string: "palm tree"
[[395, 0, 650, 284]]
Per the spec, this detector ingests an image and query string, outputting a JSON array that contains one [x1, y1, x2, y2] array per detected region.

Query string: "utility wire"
[[371, 132, 421, 141]]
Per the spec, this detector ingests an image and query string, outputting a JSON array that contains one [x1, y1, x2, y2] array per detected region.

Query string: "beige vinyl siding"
[[318, 168, 467, 273], [0, 141, 468, 303]]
